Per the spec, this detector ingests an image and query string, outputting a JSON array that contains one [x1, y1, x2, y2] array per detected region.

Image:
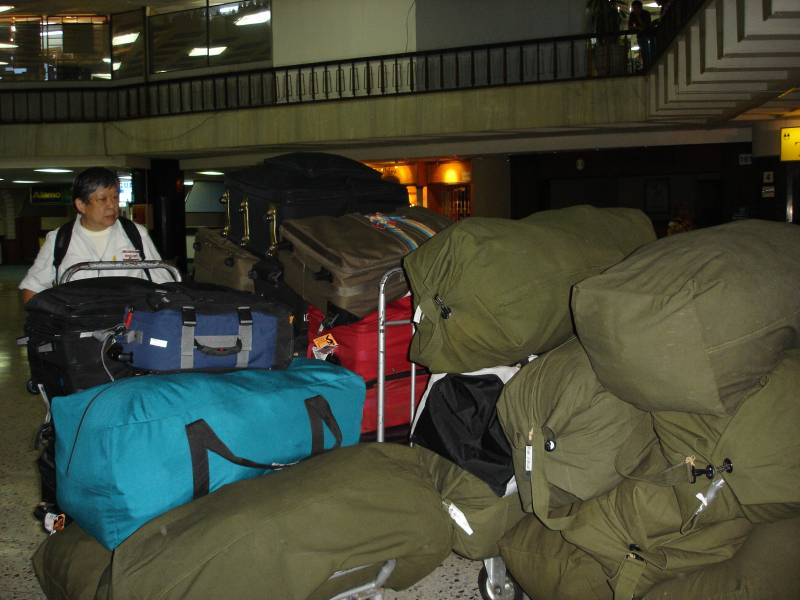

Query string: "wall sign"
[[781, 127, 800, 162]]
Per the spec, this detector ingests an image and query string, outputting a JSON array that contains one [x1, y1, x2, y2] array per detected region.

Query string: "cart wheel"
[[478, 566, 523, 600], [26, 379, 39, 395]]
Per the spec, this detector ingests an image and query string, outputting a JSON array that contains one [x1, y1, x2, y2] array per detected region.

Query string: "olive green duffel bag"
[[496, 338, 654, 526], [572, 219, 800, 416], [646, 516, 800, 600], [33, 443, 453, 600], [415, 445, 525, 560], [499, 514, 611, 600], [560, 462, 753, 599], [403, 205, 655, 373], [501, 511, 800, 600], [651, 348, 800, 525]]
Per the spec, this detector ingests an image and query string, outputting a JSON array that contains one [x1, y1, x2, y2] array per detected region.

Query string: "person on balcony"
[[629, 1, 654, 69]]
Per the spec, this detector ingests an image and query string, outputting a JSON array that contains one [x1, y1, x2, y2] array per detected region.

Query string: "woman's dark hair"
[[72, 167, 120, 203]]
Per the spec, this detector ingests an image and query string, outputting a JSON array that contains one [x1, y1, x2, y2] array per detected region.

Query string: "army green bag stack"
[[403, 205, 655, 373], [572, 220, 800, 415], [33, 443, 454, 600], [496, 337, 654, 525], [415, 445, 525, 561], [498, 220, 800, 599]]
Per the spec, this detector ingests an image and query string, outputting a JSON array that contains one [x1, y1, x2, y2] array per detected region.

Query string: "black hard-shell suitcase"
[[222, 152, 408, 256], [24, 277, 160, 398]]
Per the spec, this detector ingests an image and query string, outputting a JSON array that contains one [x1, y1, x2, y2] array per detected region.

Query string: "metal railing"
[[0, 31, 648, 125]]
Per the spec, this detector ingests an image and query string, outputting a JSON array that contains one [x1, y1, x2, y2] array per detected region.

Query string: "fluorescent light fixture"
[[188, 46, 226, 57], [0, 6, 14, 13], [101, 58, 122, 70], [184, 179, 194, 186], [34, 168, 73, 173], [13, 180, 41, 184], [645, 2, 660, 7], [235, 9, 271, 26], [197, 170, 224, 176], [0, 177, 4, 181], [118, 174, 132, 180], [631, 44, 640, 51], [112, 32, 139, 46], [0, 61, 6, 65], [217, 4, 239, 15], [91, 72, 112, 80], [0, 42, 18, 49], [40, 29, 63, 37]]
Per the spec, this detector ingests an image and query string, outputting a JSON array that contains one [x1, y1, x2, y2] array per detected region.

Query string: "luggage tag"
[[311, 333, 338, 360], [444, 501, 474, 536]]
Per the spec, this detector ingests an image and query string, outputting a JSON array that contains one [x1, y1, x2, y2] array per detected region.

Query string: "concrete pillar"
[[470, 155, 511, 218], [146, 159, 186, 272]]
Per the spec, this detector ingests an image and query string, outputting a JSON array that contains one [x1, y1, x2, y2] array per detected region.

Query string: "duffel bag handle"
[[194, 337, 243, 356], [185, 395, 343, 499]]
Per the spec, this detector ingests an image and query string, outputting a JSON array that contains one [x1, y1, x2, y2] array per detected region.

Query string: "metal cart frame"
[[375, 268, 522, 600]]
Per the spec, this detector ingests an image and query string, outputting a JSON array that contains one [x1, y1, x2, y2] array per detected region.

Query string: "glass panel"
[[208, 0, 271, 68], [61, 20, 110, 81], [111, 10, 145, 79], [150, 7, 207, 74]]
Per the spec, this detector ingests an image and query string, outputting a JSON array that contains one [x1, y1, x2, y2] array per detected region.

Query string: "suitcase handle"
[[312, 267, 334, 282], [194, 338, 243, 356]]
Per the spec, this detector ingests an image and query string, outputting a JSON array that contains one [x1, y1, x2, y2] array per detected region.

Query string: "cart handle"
[[58, 261, 182, 285]]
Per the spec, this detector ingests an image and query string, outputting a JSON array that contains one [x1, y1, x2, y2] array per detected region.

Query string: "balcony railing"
[[0, 31, 644, 124]]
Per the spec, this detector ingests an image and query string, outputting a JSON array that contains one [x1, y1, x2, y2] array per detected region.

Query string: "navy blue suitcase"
[[118, 282, 293, 372]]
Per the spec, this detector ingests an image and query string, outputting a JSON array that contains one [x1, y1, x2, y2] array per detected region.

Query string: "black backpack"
[[53, 216, 151, 282]]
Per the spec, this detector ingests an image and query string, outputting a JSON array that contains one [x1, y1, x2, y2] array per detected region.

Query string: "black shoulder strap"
[[53, 222, 73, 269], [119, 216, 145, 257], [118, 216, 152, 281]]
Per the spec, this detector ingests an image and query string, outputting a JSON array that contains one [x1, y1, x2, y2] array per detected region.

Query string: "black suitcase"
[[24, 277, 161, 398], [222, 152, 408, 256]]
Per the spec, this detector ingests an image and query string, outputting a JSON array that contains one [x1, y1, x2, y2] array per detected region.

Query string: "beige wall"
[[272, 0, 416, 67], [470, 156, 511, 218], [0, 78, 645, 164]]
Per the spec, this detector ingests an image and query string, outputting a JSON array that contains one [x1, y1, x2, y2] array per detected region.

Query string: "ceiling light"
[[13, 180, 41, 184], [119, 174, 132, 180], [188, 46, 227, 57], [0, 61, 6, 65], [34, 168, 73, 173], [217, 5, 239, 15], [0, 6, 14, 13], [645, 2, 660, 7], [0, 178, 4, 181], [0, 42, 18, 49], [235, 10, 271, 26], [40, 30, 63, 37], [184, 179, 194, 186], [101, 58, 122, 70], [91, 73, 111, 80], [112, 32, 139, 46], [631, 45, 640, 51], [197, 170, 224, 176]]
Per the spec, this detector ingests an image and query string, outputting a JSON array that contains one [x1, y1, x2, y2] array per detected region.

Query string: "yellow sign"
[[780, 127, 800, 161]]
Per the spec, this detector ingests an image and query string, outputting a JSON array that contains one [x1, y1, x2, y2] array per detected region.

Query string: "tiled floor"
[[0, 265, 487, 600]]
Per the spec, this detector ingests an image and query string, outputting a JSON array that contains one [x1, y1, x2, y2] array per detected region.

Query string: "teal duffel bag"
[[53, 358, 365, 550]]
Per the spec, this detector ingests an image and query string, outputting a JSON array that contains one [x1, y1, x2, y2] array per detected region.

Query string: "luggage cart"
[[20, 260, 181, 532], [376, 267, 523, 600]]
